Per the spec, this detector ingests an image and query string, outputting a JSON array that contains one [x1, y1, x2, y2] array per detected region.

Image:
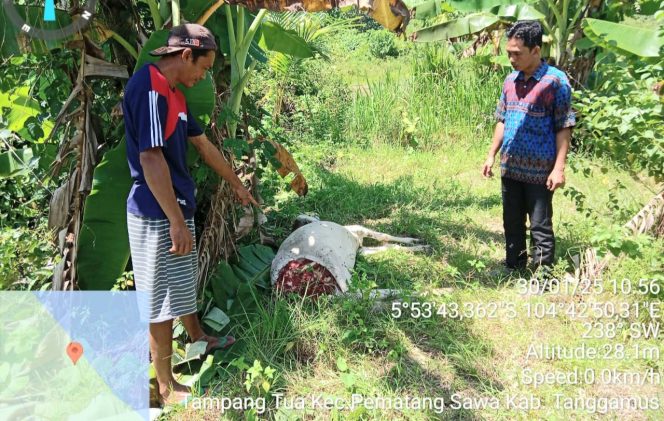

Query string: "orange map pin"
[[66, 341, 84, 365]]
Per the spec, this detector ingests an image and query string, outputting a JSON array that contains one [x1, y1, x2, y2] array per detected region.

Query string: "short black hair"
[[507, 20, 543, 49], [161, 48, 212, 63]]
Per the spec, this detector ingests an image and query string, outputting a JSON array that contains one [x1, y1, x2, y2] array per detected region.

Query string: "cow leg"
[[359, 244, 431, 256], [346, 225, 423, 245], [346, 289, 407, 300]]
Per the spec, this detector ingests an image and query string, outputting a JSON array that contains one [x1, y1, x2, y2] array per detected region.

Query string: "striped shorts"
[[127, 213, 198, 323]]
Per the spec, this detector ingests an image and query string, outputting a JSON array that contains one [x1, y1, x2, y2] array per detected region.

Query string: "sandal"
[[162, 390, 193, 407]]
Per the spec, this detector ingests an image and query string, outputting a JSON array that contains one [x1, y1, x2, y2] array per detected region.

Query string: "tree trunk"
[[564, 0, 603, 87], [50, 48, 101, 290]]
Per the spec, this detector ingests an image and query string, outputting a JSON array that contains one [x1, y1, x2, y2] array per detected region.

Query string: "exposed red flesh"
[[275, 258, 337, 297]]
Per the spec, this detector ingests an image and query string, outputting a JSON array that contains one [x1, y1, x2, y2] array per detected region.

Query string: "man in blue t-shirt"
[[123, 23, 257, 406], [482, 21, 575, 277]]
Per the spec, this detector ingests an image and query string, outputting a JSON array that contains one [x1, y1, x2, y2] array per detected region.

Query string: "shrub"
[[368, 30, 399, 59], [575, 56, 664, 181], [321, 8, 382, 32], [0, 226, 55, 290]]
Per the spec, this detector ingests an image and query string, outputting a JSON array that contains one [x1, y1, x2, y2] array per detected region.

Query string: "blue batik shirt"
[[495, 60, 576, 184]]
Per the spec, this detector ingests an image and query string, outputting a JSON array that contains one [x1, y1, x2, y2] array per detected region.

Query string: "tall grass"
[[169, 27, 664, 421], [346, 44, 507, 149]]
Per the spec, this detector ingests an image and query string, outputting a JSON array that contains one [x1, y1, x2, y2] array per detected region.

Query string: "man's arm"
[[189, 134, 258, 207], [548, 74, 575, 192], [484, 85, 507, 178], [140, 148, 193, 255], [546, 128, 571, 191], [482, 122, 504, 178]]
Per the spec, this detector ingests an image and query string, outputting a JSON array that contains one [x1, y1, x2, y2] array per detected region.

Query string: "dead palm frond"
[[196, 97, 239, 294], [575, 188, 664, 280]]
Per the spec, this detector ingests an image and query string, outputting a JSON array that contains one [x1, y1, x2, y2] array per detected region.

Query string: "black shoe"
[[488, 261, 525, 278], [503, 259, 527, 271]]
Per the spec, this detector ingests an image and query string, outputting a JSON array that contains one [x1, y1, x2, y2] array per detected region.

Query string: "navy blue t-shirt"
[[123, 63, 203, 219]]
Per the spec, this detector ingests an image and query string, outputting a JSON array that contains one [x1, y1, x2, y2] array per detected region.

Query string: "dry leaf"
[[268, 140, 308, 196], [290, 173, 308, 196]]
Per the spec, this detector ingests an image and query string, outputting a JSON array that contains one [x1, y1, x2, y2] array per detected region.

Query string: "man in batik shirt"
[[482, 20, 575, 274]]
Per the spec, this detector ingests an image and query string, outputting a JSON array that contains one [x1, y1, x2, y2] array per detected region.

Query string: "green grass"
[[165, 28, 664, 421], [169, 141, 663, 420], [341, 45, 506, 150]]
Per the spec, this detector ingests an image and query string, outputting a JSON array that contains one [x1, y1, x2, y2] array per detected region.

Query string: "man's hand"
[[189, 134, 261, 208], [483, 123, 504, 178], [546, 169, 565, 191], [550, 128, 571, 191], [233, 184, 259, 207], [482, 156, 495, 178], [169, 220, 193, 255]]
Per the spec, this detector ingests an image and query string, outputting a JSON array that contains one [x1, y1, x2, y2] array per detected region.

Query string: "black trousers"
[[501, 177, 555, 269]]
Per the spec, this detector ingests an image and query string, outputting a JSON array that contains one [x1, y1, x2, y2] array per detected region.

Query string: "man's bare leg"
[[150, 319, 190, 404], [179, 313, 206, 342]]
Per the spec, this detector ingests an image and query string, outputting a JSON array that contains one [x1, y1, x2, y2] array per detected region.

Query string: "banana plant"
[[3, 0, 417, 289], [413, 1, 543, 43], [265, 11, 360, 119], [217, 6, 324, 136], [414, 0, 663, 68], [0, 5, 71, 55], [193, 5, 317, 290], [76, 4, 315, 288], [535, 0, 592, 68], [0, 146, 34, 179], [582, 17, 664, 59], [224, 5, 269, 138]]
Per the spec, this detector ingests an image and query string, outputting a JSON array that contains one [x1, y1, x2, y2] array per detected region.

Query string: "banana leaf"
[[205, 244, 275, 353], [413, 1, 543, 41], [0, 5, 72, 56], [414, 12, 500, 42], [0, 148, 33, 179], [490, 54, 511, 67], [208, 245, 275, 319], [0, 87, 53, 141], [174, 353, 216, 387], [205, 7, 267, 64], [77, 139, 133, 290], [180, 0, 218, 22], [76, 31, 216, 289], [258, 21, 315, 59], [492, 4, 544, 21], [202, 306, 230, 331], [639, 0, 662, 15], [407, 0, 450, 20], [173, 341, 208, 365], [447, 0, 527, 12], [582, 18, 664, 58]]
